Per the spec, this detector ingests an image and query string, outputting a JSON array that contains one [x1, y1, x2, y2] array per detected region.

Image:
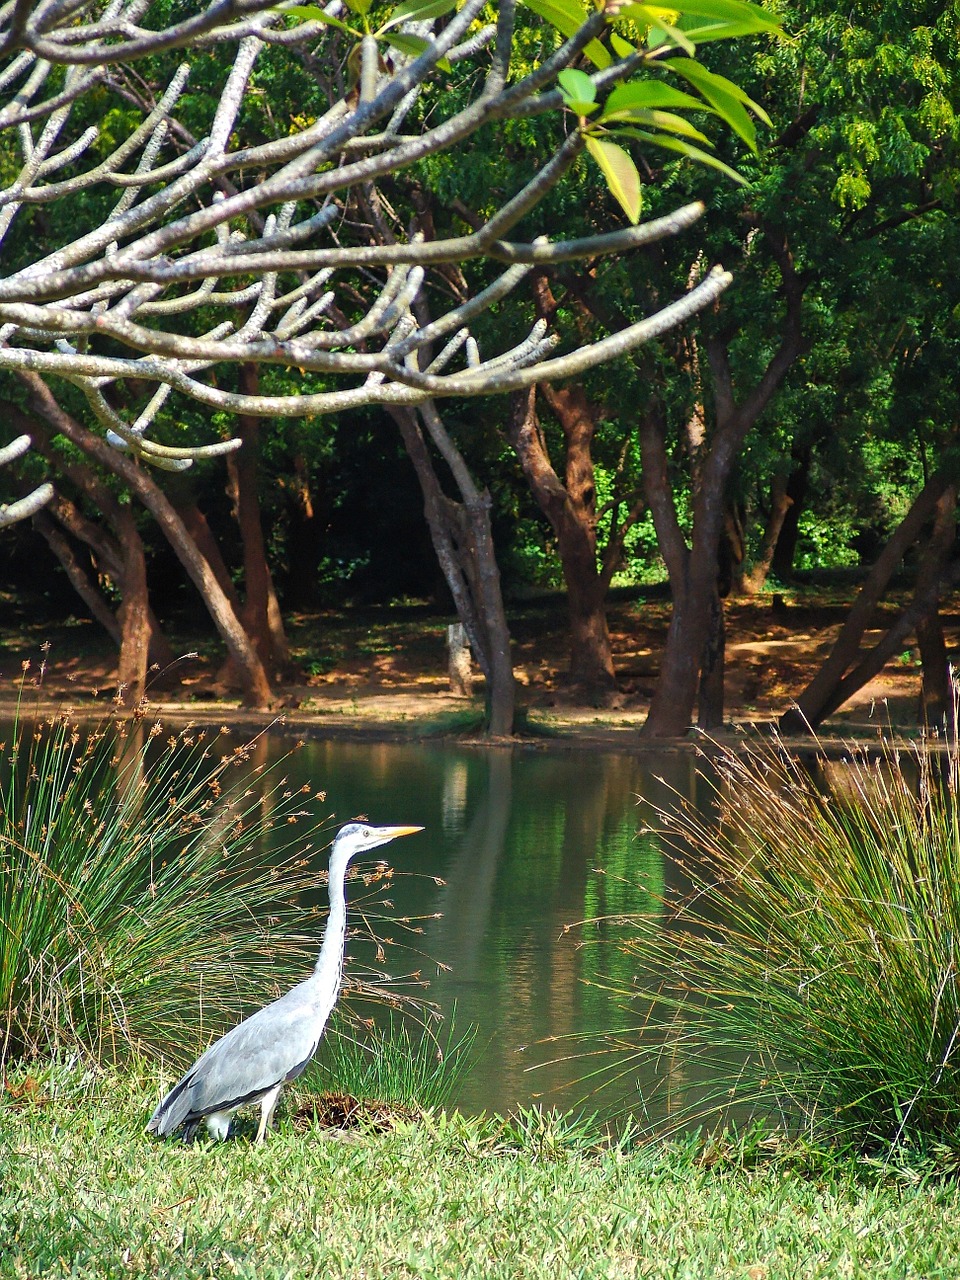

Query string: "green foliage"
[[0, 700, 336, 1066], [602, 730, 960, 1153], [545, 0, 780, 218]]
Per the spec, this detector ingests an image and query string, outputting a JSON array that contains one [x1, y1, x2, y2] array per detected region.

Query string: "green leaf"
[[558, 69, 597, 104], [666, 57, 770, 150], [558, 69, 599, 114], [629, 109, 713, 143], [519, 0, 612, 69], [284, 4, 357, 33], [669, 0, 779, 30], [342, 0, 372, 14], [609, 32, 636, 57], [615, 126, 747, 183], [601, 80, 710, 118], [648, 18, 698, 53], [613, 0, 778, 31], [584, 135, 643, 222], [381, 31, 452, 69], [378, 0, 457, 34], [678, 17, 780, 41]]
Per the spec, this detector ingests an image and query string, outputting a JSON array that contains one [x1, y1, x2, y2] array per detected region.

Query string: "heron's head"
[[330, 821, 423, 867]]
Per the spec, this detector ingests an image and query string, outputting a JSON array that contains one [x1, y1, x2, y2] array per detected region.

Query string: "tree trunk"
[[770, 447, 812, 583], [114, 506, 151, 707], [640, 227, 808, 738], [508, 386, 617, 701], [391, 404, 516, 736], [173, 500, 241, 610], [18, 373, 274, 708], [227, 364, 290, 670], [22, 427, 174, 681], [915, 486, 956, 734], [780, 468, 953, 733], [32, 507, 123, 643], [740, 473, 794, 595], [697, 587, 726, 729]]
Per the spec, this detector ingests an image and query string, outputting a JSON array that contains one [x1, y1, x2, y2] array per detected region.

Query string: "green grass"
[[583, 727, 960, 1154], [307, 1012, 479, 1110], [3, 1062, 960, 1279]]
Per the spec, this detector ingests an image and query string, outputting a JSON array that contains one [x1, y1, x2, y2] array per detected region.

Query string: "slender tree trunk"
[[640, 228, 808, 737], [173, 500, 241, 610], [391, 404, 516, 735], [114, 507, 151, 706], [508, 386, 617, 700], [770, 448, 812, 583], [18, 373, 274, 708], [915, 486, 956, 733], [740, 473, 794, 594], [227, 364, 289, 669], [780, 468, 953, 733], [697, 587, 726, 729], [32, 508, 123, 643]]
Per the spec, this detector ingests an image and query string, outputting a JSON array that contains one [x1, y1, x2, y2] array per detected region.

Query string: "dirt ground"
[[0, 589, 952, 746]]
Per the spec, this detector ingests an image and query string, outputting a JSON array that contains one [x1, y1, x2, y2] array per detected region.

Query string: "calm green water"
[[247, 735, 718, 1118]]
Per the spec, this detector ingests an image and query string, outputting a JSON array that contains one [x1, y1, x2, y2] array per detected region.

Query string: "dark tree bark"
[[780, 469, 955, 733], [740, 473, 794, 594], [770, 447, 812, 583], [507, 386, 623, 701], [641, 229, 808, 737], [15, 410, 173, 703], [16, 372, 274, 708], [215, 364, 291, 690], [32, 507, 123, 644], [915, 487, 957, 733], [114, 504, 152, 705]]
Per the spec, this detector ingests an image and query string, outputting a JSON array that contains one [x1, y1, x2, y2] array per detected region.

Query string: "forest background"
[[0, 0, 957, 741]]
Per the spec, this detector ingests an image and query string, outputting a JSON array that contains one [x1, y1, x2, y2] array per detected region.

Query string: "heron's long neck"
[[314, 852, 349, 978]]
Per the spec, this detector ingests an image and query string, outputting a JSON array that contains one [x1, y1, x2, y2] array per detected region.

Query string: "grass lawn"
[[3, 1066, 960, 1279]]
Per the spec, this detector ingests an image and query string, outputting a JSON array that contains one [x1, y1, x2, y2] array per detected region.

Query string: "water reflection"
[[261, 737, 706, 1117]]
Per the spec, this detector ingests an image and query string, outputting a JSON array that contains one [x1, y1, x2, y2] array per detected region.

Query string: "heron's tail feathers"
[[146, 1070, 197, 1138]]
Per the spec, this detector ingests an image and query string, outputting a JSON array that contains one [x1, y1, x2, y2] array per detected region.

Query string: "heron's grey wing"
[[148, 988, 326, 1135]]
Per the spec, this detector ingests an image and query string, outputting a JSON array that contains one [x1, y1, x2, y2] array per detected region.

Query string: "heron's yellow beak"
[[383, 825, 424, 838]]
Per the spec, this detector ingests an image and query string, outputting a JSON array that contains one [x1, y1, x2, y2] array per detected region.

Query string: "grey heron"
[[147, 821, 423, 1144]]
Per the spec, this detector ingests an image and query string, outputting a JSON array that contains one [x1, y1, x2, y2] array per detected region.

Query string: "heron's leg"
[[255, 1083, 284, 1144]]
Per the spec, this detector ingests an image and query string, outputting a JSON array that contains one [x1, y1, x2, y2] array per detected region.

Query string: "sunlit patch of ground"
[[0, 590, 955, 742]]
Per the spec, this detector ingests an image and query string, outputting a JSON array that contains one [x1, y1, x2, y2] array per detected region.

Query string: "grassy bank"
[[4, 1065, 960, 1280]]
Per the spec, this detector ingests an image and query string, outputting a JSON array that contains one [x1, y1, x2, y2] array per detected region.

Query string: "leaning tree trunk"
[[391, 404, 516, 736], [32, 506, 123, 644], [780, 468, 954, 734], [21, 416, 174, 693], [18, 372, 274, 708]]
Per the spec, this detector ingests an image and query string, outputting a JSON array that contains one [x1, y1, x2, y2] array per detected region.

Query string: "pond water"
[[246, 734, 721, 1120]]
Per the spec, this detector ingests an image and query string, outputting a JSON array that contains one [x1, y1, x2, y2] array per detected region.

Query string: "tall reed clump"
[[0, 705, 343, 1067], [308, 1011, 478, 1110], [601, 731, 960, 1153]]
